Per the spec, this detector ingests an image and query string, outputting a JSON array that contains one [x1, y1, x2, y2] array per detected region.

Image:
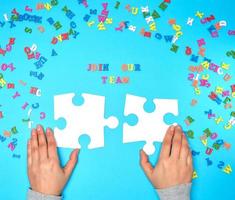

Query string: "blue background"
[[0, 0, 235, 199]]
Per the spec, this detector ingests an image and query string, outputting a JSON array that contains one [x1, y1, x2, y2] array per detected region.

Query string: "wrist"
[[31, 187, 61, 196], [156, 183, 192, 200], [28, 189, 62, 200]]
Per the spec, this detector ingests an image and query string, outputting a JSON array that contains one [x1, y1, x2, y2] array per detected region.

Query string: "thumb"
[[64, 149, 79, 178], [140, 150, 154, 179]]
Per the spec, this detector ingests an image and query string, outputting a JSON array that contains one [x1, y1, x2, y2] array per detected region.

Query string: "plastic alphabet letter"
[[187, 17, 194, 26]]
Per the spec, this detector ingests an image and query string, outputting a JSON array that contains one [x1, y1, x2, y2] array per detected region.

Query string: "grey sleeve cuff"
[[156, 183, 192, 200], [27, 189, 62, 200]]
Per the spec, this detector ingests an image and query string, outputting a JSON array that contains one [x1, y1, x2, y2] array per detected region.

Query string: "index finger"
[[159, 125, 175, 160], [46, 128, 59, 161], [171, 125, 183, 159], [179, 134, 190, 163]]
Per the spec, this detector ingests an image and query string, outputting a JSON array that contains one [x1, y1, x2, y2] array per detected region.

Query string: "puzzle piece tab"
[[123, 94, 178, 155], [54, 93, 118, 149]]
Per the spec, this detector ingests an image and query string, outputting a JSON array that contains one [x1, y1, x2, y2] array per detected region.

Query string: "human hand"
[[27, 125, 79, 196], [140, 125, 193, 189]]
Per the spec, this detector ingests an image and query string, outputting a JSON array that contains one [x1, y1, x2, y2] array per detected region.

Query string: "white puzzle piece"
[[54, 93, 119, 149], [123, 94, 178, 155]]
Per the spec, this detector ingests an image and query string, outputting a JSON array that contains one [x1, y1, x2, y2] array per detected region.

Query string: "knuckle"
[[182, 148, 189, 155], [169, 157, 178, 165], [163, 140, 171, 146], [163, 141, 171, 149], [49, 157, 58, 164], [174, 139, 181, 146], [31, 146, 38, 153], [48, 141, 56, 147], [188, 151, 192, 157], [39, 143, 46, 149], [182, 142, 189, 148], [162, 159, 170, 167]]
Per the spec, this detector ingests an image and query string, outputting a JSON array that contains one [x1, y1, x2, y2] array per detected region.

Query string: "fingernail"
[[170, 125, 175, 131], [46, 128, 50, 134], [31, 130, 36, 136], [75, 149, 79, 156], [37, 125, 41, 132]]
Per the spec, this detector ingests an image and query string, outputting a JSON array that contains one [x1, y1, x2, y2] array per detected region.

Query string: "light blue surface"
[[0, 0, 235, 199]]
